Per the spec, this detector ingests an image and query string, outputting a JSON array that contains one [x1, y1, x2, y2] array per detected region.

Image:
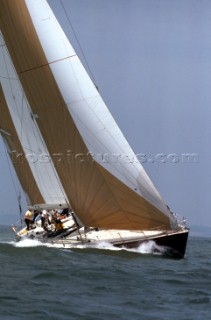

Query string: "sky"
[[0, 0, 211, 228]]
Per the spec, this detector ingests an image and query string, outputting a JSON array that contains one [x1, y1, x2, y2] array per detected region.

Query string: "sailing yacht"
[[0, 0, 189, 258]]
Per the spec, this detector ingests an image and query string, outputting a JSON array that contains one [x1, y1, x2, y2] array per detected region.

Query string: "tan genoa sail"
[[0, 0, 189, 257]]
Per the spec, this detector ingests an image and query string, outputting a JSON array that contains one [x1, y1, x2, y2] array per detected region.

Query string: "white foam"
[[14, 238, 54, 248], [71, 241, 120, 251], [74, 240, 167, 256], [136, 240, 167, 255], [90, 241, 122, 251]]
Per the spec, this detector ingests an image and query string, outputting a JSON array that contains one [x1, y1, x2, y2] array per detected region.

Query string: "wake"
[[74, 240, 168, 256], [10, 238, 54, 248], [2, 237, 168, 256]]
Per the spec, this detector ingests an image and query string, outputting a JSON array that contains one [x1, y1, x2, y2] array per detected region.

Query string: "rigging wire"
[[0, 34, 24, 224], [2, 39, 24, 146], [20, 89, 71, 208], [1, 35, 69, 208], [0, 75, 17, 80], [2, 137, 23, 223], [18, 193, 23, 228], [27, 98, 71, 207], [59, 0, 98, 90], [22, 85, 72, 210], [0, 35, 17, 81], [20, 91, 25, 144]]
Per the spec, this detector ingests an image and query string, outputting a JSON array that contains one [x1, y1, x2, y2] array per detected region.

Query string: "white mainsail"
[[0, 32, 68, 208], [0, 0, 177, 230]]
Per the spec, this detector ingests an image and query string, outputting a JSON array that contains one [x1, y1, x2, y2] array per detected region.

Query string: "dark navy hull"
[[113, 229, 189, 259]]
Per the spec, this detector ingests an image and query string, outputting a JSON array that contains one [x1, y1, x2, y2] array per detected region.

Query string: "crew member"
[[24, 209, 33, 230]]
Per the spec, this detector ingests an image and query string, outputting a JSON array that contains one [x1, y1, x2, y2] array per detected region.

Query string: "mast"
[[0, 0, 177, 230]]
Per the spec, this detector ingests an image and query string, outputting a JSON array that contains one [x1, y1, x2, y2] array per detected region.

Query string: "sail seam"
[[18, 55, 76, 74]]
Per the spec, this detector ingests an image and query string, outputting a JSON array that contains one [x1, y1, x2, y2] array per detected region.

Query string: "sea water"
[[0, 225, 211, 320]]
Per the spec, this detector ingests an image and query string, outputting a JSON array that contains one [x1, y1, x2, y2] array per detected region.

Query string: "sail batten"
[[0, 0, 176, 230], [17, 54, 77, 75]]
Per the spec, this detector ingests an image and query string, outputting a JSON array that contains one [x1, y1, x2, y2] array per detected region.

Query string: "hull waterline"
[[112, 229, 189, 259], [14, 224, 189, 259]]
